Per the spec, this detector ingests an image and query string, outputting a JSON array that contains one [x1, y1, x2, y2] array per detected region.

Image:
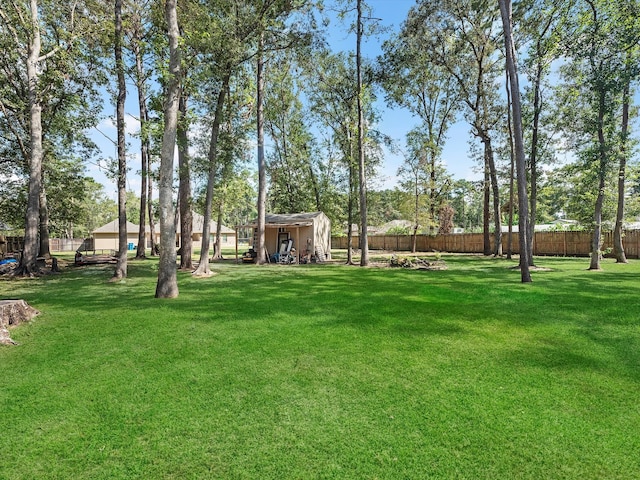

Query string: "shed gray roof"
[[242, 212, 328, 228]]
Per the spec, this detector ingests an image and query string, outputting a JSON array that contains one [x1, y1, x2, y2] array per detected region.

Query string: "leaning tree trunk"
[[155, 0, 181, 298], [500, 0, 531, 282], [112, 0, 128, 281], [177, 93, 193, 270], [193, 73, 230, 276], [613, 80, 630, 263], [18, 0, 45, 276]]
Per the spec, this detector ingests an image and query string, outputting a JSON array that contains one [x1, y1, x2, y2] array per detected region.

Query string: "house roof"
[[94, 213, 235, 236], [241, 212, 328, 228], [93, 219, 145, 234]]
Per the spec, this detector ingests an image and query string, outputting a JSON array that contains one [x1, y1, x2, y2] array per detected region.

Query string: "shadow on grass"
[[6, 257, 640, 384]]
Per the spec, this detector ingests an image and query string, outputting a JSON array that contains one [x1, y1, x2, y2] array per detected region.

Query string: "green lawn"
[[1, 254, 639, 479]]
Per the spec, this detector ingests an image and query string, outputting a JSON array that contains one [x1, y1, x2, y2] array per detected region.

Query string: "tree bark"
[[485, 137, 502, 257], [18, 0, 45, 276], [505, 70, 515, 260], [412, 172, 419, 253], [613, 80, 630, 263], [346, 125, 355, 265], [589, 89, 608, 271], [178, 93, 193, 270], [155, 0, 181, 298], [213, 207, 224, 260], [256, 34, 267, 264], [499, 0, 531, 282], [356, 0, 368, 266], [38, 183, 51, 259], [528, 62, 543, 267], [112, 0, 128, 281], [483, 160, 491, 255], [193, 73, 230, 276], [132, 23, 149, 259], [148, 167, 156, 256]]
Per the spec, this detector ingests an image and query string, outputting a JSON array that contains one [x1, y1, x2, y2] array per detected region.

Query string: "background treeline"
[[1, 0, 639, 258]]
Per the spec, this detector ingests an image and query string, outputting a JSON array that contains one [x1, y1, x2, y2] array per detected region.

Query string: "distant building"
[[92, 213, 236, 251], [241, 212, 332, 261]]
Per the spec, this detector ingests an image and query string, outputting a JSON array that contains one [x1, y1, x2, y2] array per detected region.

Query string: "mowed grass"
[[1, 254, 640, 479]]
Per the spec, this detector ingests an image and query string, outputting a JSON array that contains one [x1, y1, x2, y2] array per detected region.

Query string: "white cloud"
[[94, 113, 140, 137]]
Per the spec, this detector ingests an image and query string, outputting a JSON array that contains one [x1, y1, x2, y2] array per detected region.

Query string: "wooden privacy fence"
[[49, 238, 91, 252], [0, 236, 24, 256], [332, 230, 640, 258]]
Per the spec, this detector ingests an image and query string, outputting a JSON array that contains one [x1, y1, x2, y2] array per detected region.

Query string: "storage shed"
[[241, 212, 331, 263]]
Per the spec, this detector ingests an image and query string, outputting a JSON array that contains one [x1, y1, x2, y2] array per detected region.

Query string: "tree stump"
[[0, 300, 39, 345]]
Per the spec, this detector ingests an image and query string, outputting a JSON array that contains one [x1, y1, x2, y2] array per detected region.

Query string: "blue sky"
[[327, 0, 480, 188], [88, 0, 481, 200]]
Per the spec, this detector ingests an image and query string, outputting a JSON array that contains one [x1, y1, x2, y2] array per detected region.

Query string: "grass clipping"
[[388, 254, 447, 270]]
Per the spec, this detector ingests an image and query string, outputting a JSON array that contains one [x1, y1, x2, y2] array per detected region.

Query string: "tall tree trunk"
[[213, 207, 224, 260], [412, 175, 418, 253], [38, 183, 51, 258], [589, 89, 607, 271], [429, 154, 437, 236], [613, 80, 630, 263], [500, 0, 531, 282], [193, 73, 230, 276], [133, 28, 148, 259], [213, 158, 232, 261], [528, 62, 543, 266], [346, 125, 354, 265], [112, 0, 128, 281], [256, 34, 267, 264], [505, 70, 515, 260], [18, 0, 44, 276], [178, 92, 193, 270], [155, 0, 181, 298], [307, 151, 321, 210], [356, 0, 368, 266], [483, 160, 491, 255], [148, 167, 156, 256], [485, 137, 502, 257]]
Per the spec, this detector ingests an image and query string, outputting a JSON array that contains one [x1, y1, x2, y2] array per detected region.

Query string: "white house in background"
[[92, 220, 144, 251], [92, 213, 236, 251]]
